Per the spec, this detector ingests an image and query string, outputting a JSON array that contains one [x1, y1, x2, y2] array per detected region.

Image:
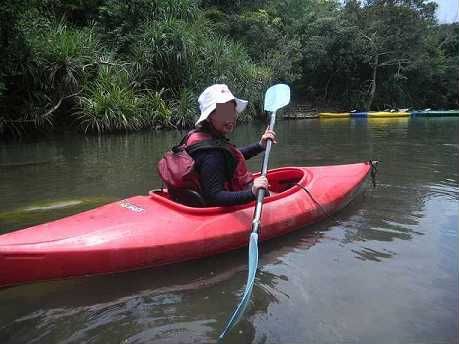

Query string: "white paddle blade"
[[264, 84, 291, 112]]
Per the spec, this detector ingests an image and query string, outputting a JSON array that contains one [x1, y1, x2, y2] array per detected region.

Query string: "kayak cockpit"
[[267, 167, 305, 193], [149, 167, 309, 213]]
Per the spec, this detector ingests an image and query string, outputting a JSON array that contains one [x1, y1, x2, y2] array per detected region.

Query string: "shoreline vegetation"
[[0, 0, 457, 139]]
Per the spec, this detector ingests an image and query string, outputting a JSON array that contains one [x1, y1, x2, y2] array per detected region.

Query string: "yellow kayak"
[[367, 111, 410, 117], [320, 112, 350, 118]]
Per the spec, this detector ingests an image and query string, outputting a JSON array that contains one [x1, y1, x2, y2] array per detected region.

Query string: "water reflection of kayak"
[[367, 117, 409, 127], [319, 112, 350, 118], [0, 163, 372, 288]]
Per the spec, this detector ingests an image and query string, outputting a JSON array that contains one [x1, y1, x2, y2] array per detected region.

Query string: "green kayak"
[[411, 110, 459, 117]]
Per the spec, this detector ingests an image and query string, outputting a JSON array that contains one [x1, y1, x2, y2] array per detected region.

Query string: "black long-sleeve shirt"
[[191, 142, 265, 206]]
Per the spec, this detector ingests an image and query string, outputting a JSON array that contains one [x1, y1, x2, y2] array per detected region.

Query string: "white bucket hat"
[[196, 84, 248, 125]]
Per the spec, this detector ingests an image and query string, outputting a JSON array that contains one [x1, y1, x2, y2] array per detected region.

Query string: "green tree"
[[345, 0, 440, 109]]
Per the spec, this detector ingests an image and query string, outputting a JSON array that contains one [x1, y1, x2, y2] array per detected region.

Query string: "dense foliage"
[[0, 0, 457, 137]]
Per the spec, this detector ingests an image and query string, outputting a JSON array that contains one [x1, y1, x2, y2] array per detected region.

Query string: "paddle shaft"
[[252, 110, 277, 234], [218, 84, 289, 340]]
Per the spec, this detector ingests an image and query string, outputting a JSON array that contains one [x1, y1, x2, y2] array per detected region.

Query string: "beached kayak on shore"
[[350, 111, 410, 117], [410, 110, 459, 117], [319, 110, 459, 118]]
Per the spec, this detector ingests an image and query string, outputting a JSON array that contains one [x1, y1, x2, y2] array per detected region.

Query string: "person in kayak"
[[186, 84, 277, 206]]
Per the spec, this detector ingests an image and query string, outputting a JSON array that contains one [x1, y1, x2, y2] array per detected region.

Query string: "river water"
[[1, 117, 458, 344]]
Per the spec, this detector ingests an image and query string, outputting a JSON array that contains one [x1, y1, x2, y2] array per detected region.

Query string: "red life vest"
[[186, 131, 254, 191]]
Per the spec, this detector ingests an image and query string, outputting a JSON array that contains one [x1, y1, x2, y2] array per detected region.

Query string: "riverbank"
[[1, 2, 457, 140]]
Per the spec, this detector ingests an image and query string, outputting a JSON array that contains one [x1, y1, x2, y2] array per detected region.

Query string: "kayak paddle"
[[218, 84, 291, 341]]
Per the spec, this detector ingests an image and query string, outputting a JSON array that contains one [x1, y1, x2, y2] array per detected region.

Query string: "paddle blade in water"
[[264, 84, 291, 112], [218, 232, 259, 341]]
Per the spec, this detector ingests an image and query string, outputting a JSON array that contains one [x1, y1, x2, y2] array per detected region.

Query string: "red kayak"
[[0, 162, 372, 288]]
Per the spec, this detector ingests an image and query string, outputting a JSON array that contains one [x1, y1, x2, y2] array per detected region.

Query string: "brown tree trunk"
[[323, 71, 335, 101], [367, 54, 378, 111]]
